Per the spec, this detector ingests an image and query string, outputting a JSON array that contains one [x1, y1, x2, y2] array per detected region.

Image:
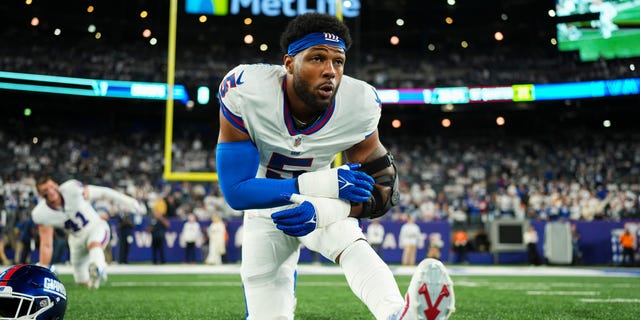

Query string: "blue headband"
[[287, 32, 346, 57]]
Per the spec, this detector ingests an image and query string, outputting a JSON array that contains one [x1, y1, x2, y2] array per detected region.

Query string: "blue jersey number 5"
[[266, 152, 313, 179]]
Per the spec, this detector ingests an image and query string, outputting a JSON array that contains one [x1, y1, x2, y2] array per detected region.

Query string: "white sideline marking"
[[16, 263, 640, 277], [527, 291, 599, 296], [110, 281, 347, 287], [579, 298, 640, 303]]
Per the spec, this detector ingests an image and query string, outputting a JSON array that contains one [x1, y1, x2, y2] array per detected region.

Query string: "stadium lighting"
[[87, 6, 94, 13], [140, 11, 148, 18], [441, 118, 452, 128], [244, 34, 254, 45], [54, 28, 61, 36], [396, 19, 404, 26], [199, 15, 207, 23], [603, 120, 611, 128], [390, 36, 399, 45], [30, 17, 39, 27], [496, 116, 505, 126], [197, 86, 210, 104], [391, 119, 401, 128], [494, 31, 504, 41]]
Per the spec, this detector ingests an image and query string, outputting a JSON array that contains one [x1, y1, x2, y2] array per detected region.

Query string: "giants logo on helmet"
[[44, 277, 67, 297]]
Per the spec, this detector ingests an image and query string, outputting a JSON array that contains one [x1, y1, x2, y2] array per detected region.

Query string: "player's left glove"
[[297, 164, 374, 203], [271, 198, 317, 237], [271, 193, 351, 237]]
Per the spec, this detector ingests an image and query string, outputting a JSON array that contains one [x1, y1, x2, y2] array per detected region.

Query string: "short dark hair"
[[36, 175, 53, 188], [279, 13, 352, 54]]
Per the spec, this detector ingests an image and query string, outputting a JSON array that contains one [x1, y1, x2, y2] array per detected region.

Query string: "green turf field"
[[57, 271, 640, 319], [557, 3, 640, 61]]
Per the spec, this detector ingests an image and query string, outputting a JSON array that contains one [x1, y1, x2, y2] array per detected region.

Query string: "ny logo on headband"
[[324, 33, 340, 42]]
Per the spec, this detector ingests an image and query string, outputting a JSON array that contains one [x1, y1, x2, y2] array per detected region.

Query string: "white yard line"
[[24, 263, 640, 277]]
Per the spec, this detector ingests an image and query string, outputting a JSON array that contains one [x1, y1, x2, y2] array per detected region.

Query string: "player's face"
[[37, 179, 61, 205], [292, 44, 345, 112]]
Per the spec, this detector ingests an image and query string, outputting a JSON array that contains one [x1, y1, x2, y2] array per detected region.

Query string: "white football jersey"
[[219, 64, 381, 179], [31, 180, 105, 236]]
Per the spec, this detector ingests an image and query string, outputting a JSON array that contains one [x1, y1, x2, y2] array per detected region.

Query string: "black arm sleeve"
[[358, 153, 400, 219]]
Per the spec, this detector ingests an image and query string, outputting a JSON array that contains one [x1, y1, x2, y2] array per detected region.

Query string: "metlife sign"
[[186, 0, 361, 18]]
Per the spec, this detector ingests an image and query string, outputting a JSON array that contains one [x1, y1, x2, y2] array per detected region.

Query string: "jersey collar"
[[282, 77, 335, 136]]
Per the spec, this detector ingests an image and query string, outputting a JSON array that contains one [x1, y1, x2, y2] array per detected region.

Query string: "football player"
[[216, 12, 455, 320], [32, 176, 145, 289]]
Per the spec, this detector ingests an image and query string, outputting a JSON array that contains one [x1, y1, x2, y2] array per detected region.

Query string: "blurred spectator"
[[366, 220, 385, 258], [452, 229, 469, 264], [234, 224, 244, 263], [524, 226, 542, 266], [116, 212, 135, 264], [619, 226, 636, 267], [205, 215, 227, 265], [149, 207, 170, 264], [473, 229, 490, 253], [180, 213, 202, 264], [0, 208, 10, 265], [399, 216, 421, 266], [14, 212, 35, 264], [570, 224, 582, 265], [427, 233, 444, 260], [52, 228, 68, 264]]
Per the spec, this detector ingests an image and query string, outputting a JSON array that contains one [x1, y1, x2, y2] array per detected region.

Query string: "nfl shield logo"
[[294, 136, 302, 147]]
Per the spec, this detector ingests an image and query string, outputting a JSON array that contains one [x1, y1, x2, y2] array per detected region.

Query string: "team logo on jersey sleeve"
[[219, 70, 245, 98]]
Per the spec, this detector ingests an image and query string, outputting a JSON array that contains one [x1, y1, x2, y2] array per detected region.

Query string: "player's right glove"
[[297, 164, 374, 203]]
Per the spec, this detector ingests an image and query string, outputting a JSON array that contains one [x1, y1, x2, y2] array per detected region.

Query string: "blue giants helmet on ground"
[[0, 264, 67, 319]]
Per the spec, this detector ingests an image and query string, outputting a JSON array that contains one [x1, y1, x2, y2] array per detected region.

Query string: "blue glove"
[[271, 194, 317, 237], [337, 163, 375, 203]]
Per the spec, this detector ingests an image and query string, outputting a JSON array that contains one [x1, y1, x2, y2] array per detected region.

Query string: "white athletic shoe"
[[89, 263, 107, 289], [391, 258, 455, 320]]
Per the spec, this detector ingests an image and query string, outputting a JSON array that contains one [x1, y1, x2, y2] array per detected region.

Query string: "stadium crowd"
[[1, 32, 637, 91], [2, 119, 638, 246]]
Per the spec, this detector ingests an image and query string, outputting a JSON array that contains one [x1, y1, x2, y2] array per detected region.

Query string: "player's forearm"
[[39, 244, 53, 266], [216, 141, 298, 210], [87, 185, 137, 208]]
